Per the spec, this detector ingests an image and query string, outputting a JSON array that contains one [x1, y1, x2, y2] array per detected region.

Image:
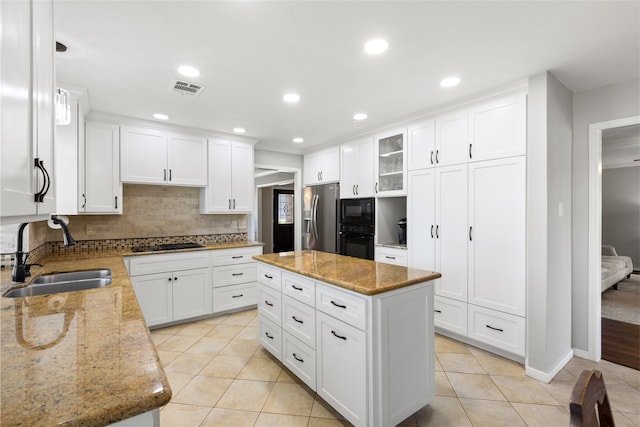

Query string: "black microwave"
[[340, 198, 375, 232]]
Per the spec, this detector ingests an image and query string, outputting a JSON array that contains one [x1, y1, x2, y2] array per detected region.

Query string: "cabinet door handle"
[[356, 184, 359, 195], [331, 330, 347, 340], [264, 300, 274, 307], [229, 199, 232, 209], [434, 309, 442, 313], [232, 294, 243, 298], [115, 196, 118, 209], [375, 182, 378, 193], [264, 274, 273, 279], [232, 255, 243, 259], [430, 151, 434, 165], [330, 300, 346, 309], [174, 277, 178, 281], [291, 285, 303, 291], [293, 353, 304, 363], [233, 199, 236, 209], [385, 255, 396, 260], [435, 150, 439, 164], [469, 226, 473, 241], [320, 171, 323, 181], [82, 193, 86, 209], [168, 277, 172, 282], [292, 316, 303, 324], [163, 169, 167, 181], [469, 144, 473, 159], [232, 272, 244, 276], [169, 169, 172, 181], [352, 185, 356, 195], [265, 332, 274, 339], [436, 225, 439, 239], [317, 171, 320, 181], [486, 324, 504, 332], [34, 158, 50, 202], [431, 225, 434, 238]]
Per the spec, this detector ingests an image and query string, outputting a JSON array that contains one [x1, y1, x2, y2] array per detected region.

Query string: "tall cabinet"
[[408, 91, 527, 359]]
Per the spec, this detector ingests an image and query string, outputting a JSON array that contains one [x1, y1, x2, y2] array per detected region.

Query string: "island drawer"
[[467, 304, 525, 356], [434, 295, 468, 336], [283, 331, 316, 391], [212, 282, 257, 313], [210, 246, 262, 266], [283, 295, 316, 349], [258, 283, 282, 325], [257, 263, 282, 290], [283, 271, 315, 307], [259, 315, 282, 361], [316, 282, 367, 331], [212, 264, 257, 287]]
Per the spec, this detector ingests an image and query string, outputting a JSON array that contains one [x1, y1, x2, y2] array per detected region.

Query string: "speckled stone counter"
[[253, 250, 441, 295]]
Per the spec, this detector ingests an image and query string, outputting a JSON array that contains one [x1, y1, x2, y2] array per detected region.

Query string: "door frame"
[[586, 115, 640, 361]]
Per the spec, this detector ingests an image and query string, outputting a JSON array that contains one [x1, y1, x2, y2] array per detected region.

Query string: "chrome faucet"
[[11, 216, 76, 283]]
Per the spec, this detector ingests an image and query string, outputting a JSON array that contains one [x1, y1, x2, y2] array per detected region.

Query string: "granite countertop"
[[254, 250, 440, 295]]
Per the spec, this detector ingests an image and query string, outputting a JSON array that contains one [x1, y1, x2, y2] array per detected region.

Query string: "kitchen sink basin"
[[4, 269, 112, 298]]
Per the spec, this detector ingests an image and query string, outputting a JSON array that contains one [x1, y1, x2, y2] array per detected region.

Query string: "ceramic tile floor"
[[150, 308, 640, 426]]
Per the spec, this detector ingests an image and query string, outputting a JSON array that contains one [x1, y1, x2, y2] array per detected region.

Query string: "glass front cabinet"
[[375, 128, 407, 197]]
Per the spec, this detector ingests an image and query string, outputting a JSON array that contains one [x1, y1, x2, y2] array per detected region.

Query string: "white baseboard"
[[525, 349, 574, 383], [572, 347, 595, 361]]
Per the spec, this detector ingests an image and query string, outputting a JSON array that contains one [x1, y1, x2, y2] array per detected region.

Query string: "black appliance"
[[131, 242, 204, 253], [397, 218, 407, 245], [339, 198, 375, 260]]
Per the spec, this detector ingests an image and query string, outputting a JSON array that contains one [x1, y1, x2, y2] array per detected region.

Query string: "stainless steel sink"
[[4, 269, 112, 298]]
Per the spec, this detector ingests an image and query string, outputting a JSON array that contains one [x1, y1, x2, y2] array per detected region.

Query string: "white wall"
[[526, 71, 573, 379], [572, 78, 640, 351], [255, 149, 303, 170]]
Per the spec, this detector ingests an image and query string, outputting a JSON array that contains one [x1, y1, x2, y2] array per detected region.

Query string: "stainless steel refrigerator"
[[302, 183, 339, 253]]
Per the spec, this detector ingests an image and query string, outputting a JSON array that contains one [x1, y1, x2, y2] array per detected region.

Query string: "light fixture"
[[55, 88, 71, 125], [178, 65, 200, 78], [233, 127, 246, 134], [364, 39, 388, 55], [283, 93, 300, 103], [353, 113, 368, 121], [293, 137, 304, 143], [153, 113, 169, 120], [440, 76, 461, 88]]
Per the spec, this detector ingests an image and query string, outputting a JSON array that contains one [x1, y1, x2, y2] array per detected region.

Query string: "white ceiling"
[[603, 124, 640, 169], [54, 1, 640, 154]]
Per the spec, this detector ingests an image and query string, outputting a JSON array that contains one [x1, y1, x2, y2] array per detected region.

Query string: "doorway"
[[273, 189, 294, 252]]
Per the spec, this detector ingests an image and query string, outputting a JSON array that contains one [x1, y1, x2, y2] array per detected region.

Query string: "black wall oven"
[[339, 198, 375, 260]]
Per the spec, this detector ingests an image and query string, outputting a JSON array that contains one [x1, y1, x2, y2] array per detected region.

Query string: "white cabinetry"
[[1, 0, 56, 219], [375, 128, 407, 196], [83, 121, 122, 213], [408, 120, 436, 171], [211, 246, 262, 313], [200, 139, 254, 213], [374, 246, 408, 267], [128, 251, 211, 328], [120, 126, 207, 186], [340, 138, 374, 198], [435, 110, 469, 167], [304, 147, 340, 186]]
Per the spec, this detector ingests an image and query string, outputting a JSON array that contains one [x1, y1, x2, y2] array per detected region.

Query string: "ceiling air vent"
[[169, 79, 205, 97]]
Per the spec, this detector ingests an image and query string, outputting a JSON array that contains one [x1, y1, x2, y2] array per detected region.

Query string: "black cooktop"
[[130, 242, 204, 253]]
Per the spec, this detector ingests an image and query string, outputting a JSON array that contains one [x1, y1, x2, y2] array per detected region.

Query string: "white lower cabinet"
[[434, 295, 467, 336], [211, 246, 262, 313], [213, 282, 257, 313], [374, 246, 408, 267], [467, 304, 525, 356], [256, 261, 434, 427], [131, 272, 173, 326]]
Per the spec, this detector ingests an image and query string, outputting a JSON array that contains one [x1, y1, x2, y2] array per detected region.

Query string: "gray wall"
[[572, 77, 640, 351], [526, 72, 574, 376], [602, 166, 640, 267]]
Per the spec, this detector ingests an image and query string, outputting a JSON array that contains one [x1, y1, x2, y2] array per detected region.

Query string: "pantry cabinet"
[[83, 121, 122, 213], [340, 138, 374, 198], [1, 0, 56, 219], [304, 147, 340, 186], [200, 139, 254, 213]]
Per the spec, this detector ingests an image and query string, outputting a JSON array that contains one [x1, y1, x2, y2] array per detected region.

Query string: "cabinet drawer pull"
[[232, 255, 243, 259], [486, 324, 504, 332], [232, 294, 244, 298], [264, 300, 274, 307], [293, 353, 304, 363], [264, 274, 273, 279], [232, 272, 244, 276], [330, 300, 346, 309], [331, 330, 347, 341], [434, 309, 442, 313], [291, 285, 303, 291], [265, 332, 274, 339], [292, 316, 303, 324], [385, 255, 396, 260]]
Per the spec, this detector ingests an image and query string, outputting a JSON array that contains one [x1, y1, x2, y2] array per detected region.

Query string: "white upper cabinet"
[[468, 93, 527, 162], [435, 110, 469, 167], [304, 147, 340, 186], [83, 122, 122, 213], [120, 126, 207, 186], [200, 139, 254, 213], [1, 0, 55, 220], [408, 120, 436, 171], [375, 128, 407, 197], [340, 138, 374, 198]]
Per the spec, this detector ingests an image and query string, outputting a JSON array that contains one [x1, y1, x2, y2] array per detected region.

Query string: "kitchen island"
[[254, 250, 441, 427]]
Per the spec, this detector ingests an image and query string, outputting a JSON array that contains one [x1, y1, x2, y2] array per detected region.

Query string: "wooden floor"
[[602, 317, 640, 370]]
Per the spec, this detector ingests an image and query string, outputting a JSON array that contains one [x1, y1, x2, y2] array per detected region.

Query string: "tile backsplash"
[[29, 184, 249, 249]]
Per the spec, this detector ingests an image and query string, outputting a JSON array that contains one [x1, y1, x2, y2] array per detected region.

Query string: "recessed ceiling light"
[[153, 113, 169, 120], [440, 76, 461, 88], [364, 39, 388, 55], [293, 137, 304, 143], [233, 127, 246, 134], [353, 113, 368, 121], [283, 93, 300, 103], [178, 65, 200, 78]]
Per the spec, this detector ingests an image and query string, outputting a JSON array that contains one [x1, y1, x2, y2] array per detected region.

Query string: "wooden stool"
[[570, 369, 615, 427]]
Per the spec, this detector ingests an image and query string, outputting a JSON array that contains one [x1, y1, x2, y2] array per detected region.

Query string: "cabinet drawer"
[[375, 247, 408, 267], [283, 332, 316, 391], [259, 315, 282, 361], [316, 282, 367, 331], [258, 283, 282, 326], [129, 251, 209, 276], [212, 282, 257, 313], [282, 272, 315, 307], [467, 304, 525, 356], [212, 264, 257, 287], [434, 295, 467, 336], [210, 246, 262, 266], [283, 295, 316, 349], [257, 263, 282, 291]]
